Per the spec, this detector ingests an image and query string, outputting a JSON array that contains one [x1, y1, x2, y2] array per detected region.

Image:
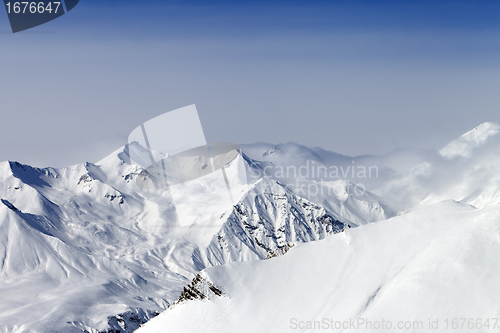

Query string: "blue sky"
[[0, 0, 499, 167]]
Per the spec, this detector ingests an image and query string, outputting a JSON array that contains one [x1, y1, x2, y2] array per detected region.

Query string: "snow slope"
[[0, 146, 352, 332], [376, 122, 500, 211], [2, 122, 500, 332], [137, 200, 500, 333], [440, 122, 500, 158]]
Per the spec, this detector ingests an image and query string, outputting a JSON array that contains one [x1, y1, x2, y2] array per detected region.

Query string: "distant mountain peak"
[[440, 121, 500, 158]]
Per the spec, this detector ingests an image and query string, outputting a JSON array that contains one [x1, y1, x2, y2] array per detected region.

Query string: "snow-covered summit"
[[2, 120, 500, 332], [375, 122, 500, 210], [440, 122, 500, 159], [0, 143, 356, 332]]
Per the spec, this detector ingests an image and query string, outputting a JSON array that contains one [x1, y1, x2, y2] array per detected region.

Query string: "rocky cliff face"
[[205, 178, 348, 266]]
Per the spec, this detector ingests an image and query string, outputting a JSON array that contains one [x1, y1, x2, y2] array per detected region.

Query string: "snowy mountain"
[[1, 122, 499, 333], [439, 122, 500, 158], [242, 144, 398, 225], [241, 142, 430, 191], [376, 122, 500, 211], [0, 144, 358, 332], [136, 122, 500, 333], [137, 200, 500, 333]]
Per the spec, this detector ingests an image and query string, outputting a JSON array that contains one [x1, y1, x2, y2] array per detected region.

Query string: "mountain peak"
[[439, 122, 500, 158]]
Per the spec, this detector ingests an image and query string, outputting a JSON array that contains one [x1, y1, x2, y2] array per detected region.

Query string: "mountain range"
[[1, 122, 499, 332]]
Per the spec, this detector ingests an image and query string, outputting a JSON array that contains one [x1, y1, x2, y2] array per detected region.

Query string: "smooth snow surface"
[[138, 201, 500, 333]]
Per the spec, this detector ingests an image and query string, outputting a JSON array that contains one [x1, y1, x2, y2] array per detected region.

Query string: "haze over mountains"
[[1, 122, 499, 332]]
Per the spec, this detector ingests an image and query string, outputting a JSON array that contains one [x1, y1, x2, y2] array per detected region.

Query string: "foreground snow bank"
[[137, 201, 500, 333]]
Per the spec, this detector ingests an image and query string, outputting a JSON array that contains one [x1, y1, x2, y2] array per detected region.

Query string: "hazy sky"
[[0, 0, 499, 168]]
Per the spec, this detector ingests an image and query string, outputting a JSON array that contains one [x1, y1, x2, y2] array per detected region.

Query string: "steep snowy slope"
[[0, 158, 191, 333], [377, 122, 500, 211], [440, 122, 500, 158], [137, 200, 500, 333], [0, 145, 350, 332], [203, 178, 347, 266]]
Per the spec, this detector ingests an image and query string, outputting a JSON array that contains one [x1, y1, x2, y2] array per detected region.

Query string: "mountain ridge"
[[0, 145, 356, 332], [1, 121, 499, 332]]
